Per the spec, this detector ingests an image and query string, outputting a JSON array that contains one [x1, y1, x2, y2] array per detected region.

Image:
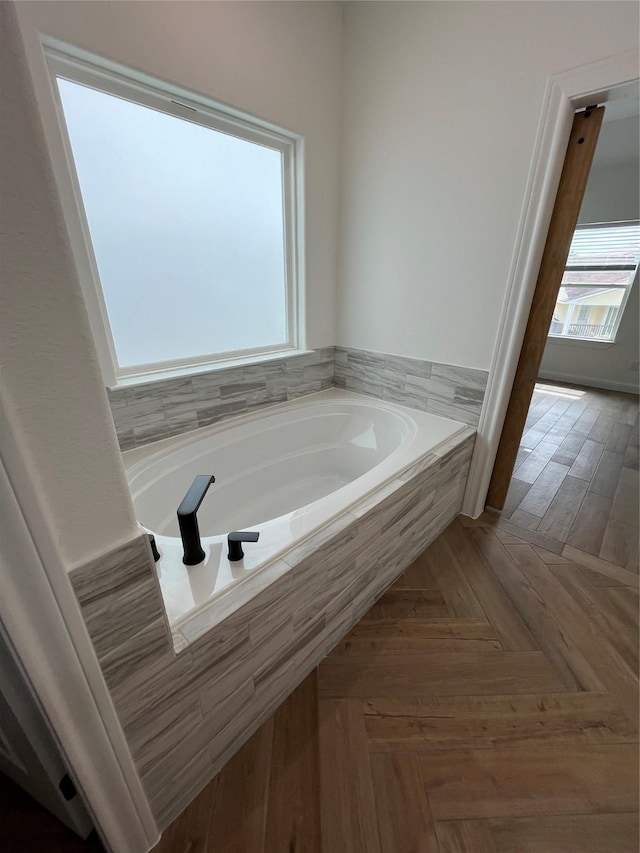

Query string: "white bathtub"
[[124, 389, 469, 635]]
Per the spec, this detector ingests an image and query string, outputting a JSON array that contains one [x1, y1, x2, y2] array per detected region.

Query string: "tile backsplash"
[[334, 346, 488, 428], [107, 345, 488, 449], [107, 348, 335, 450]]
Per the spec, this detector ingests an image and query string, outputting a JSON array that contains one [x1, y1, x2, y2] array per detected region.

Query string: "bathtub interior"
[[128, 406, 413, 536]]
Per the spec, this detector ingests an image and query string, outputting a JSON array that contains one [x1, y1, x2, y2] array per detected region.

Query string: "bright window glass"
[[549, 222, 640, 342], [55, 76, 290, 372]]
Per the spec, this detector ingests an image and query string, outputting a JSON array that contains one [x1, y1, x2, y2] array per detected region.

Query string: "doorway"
[[461, 54, 640, 522], [487, 90, 639, 571]]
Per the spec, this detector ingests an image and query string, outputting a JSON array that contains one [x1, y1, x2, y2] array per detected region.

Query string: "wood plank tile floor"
[[154, 514, 639, 852], [504, 381, 639, 571]]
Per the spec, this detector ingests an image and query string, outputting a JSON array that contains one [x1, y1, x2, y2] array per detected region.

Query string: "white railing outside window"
[[548, 221, 640, 343]]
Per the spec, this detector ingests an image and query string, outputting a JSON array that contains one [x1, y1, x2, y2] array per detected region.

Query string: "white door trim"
[[0, 401, 158, 853], [0, 622, 94, 837], [462, 49, 639, 518]]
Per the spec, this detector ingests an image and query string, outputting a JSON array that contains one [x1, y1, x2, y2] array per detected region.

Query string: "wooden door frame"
[[462, 50, 639, 519], [486, 104, 604, 509]]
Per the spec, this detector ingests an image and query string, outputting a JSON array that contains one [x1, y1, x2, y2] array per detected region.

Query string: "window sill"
[[546, 335, 616, 350], [107, 348, 314, 391]]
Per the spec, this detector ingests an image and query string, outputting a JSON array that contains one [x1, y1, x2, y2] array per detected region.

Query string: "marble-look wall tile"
[[99, 616, 169, 691], [108, 348, 335, 449], [107, 345, 486, 449], [431, 362, 488, 391], [384, 352, 432, 379], [196, 647, 264, 720], [108, 645, 193, 723], [69, 535, 166, 660], [335, 346, 488, 427], [123, 694, 204, 779], [71, 432, 475, 828], [150, 746, 214, 831], [70, 536, 153, 607], [78, 574, 165, 661]]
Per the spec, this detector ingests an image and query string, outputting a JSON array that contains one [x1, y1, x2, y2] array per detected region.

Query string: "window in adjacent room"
[[46, 48, 302, 384], [548, 221, 640, 342]]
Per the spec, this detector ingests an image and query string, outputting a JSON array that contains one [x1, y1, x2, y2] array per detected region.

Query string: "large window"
[[46, 48, 302, 383], [548, 221, 640, 342]]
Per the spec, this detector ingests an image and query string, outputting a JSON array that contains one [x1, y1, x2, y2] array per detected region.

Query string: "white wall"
[[540, 115, 640, 393], [338, 1, 639, 371], [579, 163, 640, 225], [578, 113, 639, 224], [16, 0, 344, 349]]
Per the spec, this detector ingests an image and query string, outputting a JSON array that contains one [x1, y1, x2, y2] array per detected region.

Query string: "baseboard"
[[537, 370, 639, 395]]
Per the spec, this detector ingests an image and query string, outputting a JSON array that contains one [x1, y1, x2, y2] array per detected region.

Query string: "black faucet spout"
[[177, 474, 215, 565]]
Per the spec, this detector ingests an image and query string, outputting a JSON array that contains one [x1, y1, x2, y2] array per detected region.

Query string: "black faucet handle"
[[227, 531, 260, 562]]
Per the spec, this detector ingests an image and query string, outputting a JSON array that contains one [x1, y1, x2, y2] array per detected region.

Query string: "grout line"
[[430, 809, 640, 823]]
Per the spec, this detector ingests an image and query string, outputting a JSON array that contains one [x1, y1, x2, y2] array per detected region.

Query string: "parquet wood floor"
[[504, 382, 639, 571], [154, 512, 639, 852]]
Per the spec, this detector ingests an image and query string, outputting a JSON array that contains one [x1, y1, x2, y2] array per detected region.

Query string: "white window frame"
[[43, 43, 305, 387], [547, 220, 639, 346]]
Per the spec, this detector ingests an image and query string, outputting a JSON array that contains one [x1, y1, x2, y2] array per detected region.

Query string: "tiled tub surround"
[[69, 428, 475, 829], [335, 346, 489, 427], [122, 390, 471, 639], [106, 345, 488, 450], [107, 347, 336, 450]]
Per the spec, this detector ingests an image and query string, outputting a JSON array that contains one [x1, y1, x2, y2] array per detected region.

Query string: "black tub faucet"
[[227, 531, 260, 562], [177, 474, 215, 565]]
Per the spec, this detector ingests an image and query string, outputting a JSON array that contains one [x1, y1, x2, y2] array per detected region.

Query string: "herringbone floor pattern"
[[503, 382, 639, 568], [156, 512, 639, 852]]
